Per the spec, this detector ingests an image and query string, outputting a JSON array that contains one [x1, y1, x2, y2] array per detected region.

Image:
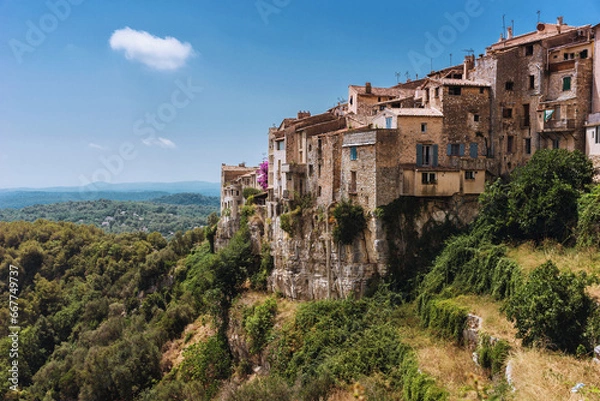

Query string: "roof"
[[428, 78, 491, 88], [349, 85, 403, 97], [539, 94, 578, 105], [373, 107, 443, 119], [488, 23, 589, 52]]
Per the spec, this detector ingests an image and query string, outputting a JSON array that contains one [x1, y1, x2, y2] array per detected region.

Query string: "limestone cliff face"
[[215, 195, 480, 301], [267, 195, 480, 301]]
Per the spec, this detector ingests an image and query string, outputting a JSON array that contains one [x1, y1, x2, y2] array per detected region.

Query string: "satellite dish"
[[537, 23, 546, 31]]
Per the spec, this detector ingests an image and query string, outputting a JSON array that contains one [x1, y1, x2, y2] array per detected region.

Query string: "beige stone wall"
[[594, 26, 600, 114], [397, 116, 444, 165]]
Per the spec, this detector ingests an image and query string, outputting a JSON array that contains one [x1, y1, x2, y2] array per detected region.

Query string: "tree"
[[505, 261, 591, 352]]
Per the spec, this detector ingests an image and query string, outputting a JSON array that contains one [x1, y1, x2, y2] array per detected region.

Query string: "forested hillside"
[[0, 194, 219, 238]]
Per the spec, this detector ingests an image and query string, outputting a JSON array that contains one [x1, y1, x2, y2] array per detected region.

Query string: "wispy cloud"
[[88, 143, 108, 151], [142, 137, 177, 149], [109, 27, 194, 71]]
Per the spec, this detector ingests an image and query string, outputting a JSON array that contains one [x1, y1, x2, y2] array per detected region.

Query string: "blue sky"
[[1, 0, 599, 188]]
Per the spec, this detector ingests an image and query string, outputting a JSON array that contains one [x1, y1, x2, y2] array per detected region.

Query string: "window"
[[421, 123, 427, 133], [417, 144, 438, 167], [479, 87, 485, 94], [309, 164, 313, 176], [318, 186, 322, 197], [385, 117, 393, 129], [523, 104, 530, 127], [421, 172, 437, 185], [505, 81, 514, 91], [318, 164, 321, 177], [525, 138, 532, 154], [349, 171, 357, 193], [525, 44, 534, 56], [464, 171, 475, 180], [503, 108, 513, 119], [580, 49, 589, 59], [350, 146, 357, 161], [448, 143, 461, 156], [470, 143, 478, 158], [529, 75, 535, 90], [563, 76, 571, 91], [276, 140, 285, 150], [507, 136, 514, 154], [435, 87, 439, 97], [552, 138, 560, 149], [595, 127, 600, 144], [474, 114, 480, 122], [448, 86, 462, 96], [349, 96, 353, 105]]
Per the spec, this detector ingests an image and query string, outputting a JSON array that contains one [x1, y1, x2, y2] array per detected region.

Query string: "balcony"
[[281, 163, 306, 175], [542, 119, 576, 132]]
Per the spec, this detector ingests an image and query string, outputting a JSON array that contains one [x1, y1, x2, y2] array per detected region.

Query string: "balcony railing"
[[542, 119, 576, 131]]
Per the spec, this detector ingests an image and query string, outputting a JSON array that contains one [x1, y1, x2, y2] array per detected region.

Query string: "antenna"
[[450, 53, 453, 66], [395, 72, 401, 84], [430, 58, 433, 73], [537, 10, 541, 23], [463, 48, 475, 55], [502, 14, 506, 37], [512, 19, 515, 35], [405, 71, 410, 81]]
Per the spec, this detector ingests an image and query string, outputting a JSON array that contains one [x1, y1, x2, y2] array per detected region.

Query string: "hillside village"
[[218, 17, 600, 300]]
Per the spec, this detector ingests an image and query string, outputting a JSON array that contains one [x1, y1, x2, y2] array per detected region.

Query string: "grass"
[[509, 348, 600, 401], [454, 295, 519, 346], [507, 241, 600, 275]]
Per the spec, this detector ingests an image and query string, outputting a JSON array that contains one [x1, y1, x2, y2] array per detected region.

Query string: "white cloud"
[[109, 27, 194, 71], [89, 143, 108, 150], [142, 137, 177, 149]]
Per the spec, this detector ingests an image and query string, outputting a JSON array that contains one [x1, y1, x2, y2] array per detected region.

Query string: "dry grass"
[[507, 241, 600, 275], [454, 295, 519, 346], [509, 348, 600, 401], [396, 305, 493, 401], [160, 314, 215, 372]]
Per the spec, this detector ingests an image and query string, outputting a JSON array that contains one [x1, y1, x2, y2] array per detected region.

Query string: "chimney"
[[464, 55, 475, 77], [507, 26, 513, 40], [297, 110, 311, 119], [557, 16, 564, 25], [365, 82, 372, 94]]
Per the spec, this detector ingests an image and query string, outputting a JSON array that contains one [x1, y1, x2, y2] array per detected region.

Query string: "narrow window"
[[529, 75, 535, 90], [350, 171, 357, 193], [596, 127, 600, 144], [525, 138, 532, 154], [350, 146, 357, 161], [435, 87, 439, 97], [421, 123, 427, 133], [448, 86, 462, 96], [385, 117, 393, 129], [552, 138, 560, 149], [479, 87, 485, 94], [503, 108, 513, 119], [505, 81, 514, 91], [563, 76, 571, 91], [507, 136, 514, 153], [525, 45, 534, 56], [523, 104, 530, 127], [318, 164, 322, 177], [318, 186, 322, 197], [474, 114, 480, 122], [308, 164, 313, 176]]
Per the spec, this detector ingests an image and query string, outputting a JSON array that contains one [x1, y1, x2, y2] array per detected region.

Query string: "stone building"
[[471, 17, 595, 175], [587, 23, 600, 170]]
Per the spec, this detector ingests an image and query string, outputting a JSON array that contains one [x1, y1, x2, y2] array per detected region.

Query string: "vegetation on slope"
[[0, 194, 219, 238]]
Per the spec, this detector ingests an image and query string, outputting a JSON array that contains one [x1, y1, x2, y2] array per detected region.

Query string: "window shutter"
[[447, 144, 452, 156], [470, 143, 478, 158], [459, 144, 465, 157], [416, 144, 423, 166], [432, 145, 438, 167]]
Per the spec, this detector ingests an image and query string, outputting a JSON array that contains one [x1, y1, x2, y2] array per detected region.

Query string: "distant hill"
[[0, 181, 221, 209], [0, 195, 219, 237]]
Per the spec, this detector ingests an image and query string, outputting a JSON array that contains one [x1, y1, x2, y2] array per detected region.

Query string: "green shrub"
[[576, 185, 600, 248], [476, 334, 511, 377], [280, 207, 301, 236], [243, 298, 277, 355], [418, 296, 468, 344], [242, 187, 262, 200], [250, 242, 274, 291], [222, 375, 295, 401], [505, 261, 591, 352], [178, 335, 231, 399], [332, 201, 367, 245]]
